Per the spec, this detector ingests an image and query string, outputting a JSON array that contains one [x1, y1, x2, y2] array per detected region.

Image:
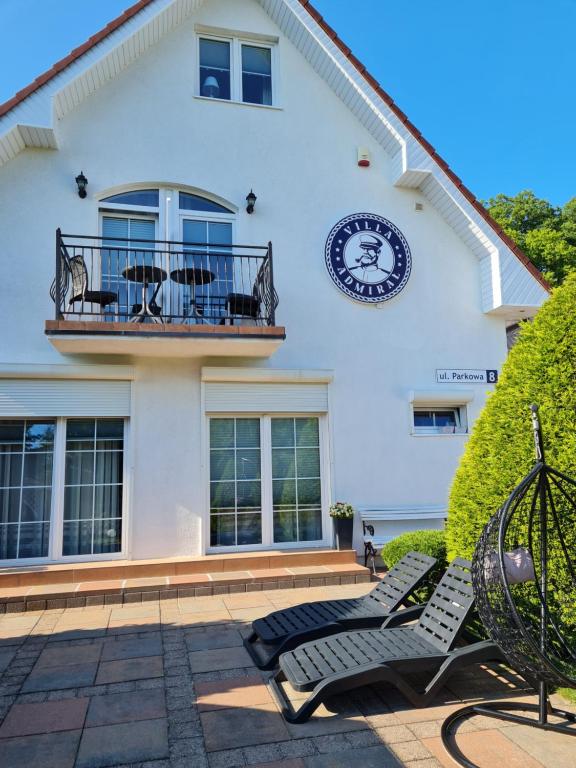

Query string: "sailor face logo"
[[325, 213, 411, 303]]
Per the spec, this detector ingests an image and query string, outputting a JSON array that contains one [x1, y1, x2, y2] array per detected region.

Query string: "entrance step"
[[0, 549, 370, 612]]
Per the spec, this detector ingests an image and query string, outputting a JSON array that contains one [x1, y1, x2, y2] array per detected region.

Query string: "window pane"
[[210, 419, 234, 449], [0, 419, 54, 560], [273, 510, 297, 543], [179, 192, 232, 213], [18, 523, 49, 558], [414, 411, 433, 427], [94, 485, 123, 520], [200, 39, 231, 100], [271, 419, 294, 448], [210, 481, 235, 512], [25, 423, 55, 452], [64, 485, 93, 521], [209, 417, 261, 547], [435, 411, 458, 427], [100, 189, 159, 206], [242, 46, 272, 106], [0, 524, 18, 559], [272, 448, 295, 479], [0, 488, 20, 523], [242, 45, 271, 75], [21, 487, 51, 522], [210, 450, 235, 482], [65, 452, 95, 486], [298, 509, 322, 541], [237, 513, 261, 545], [271, 418, 322, 545], [63, 521, 92, 556], [0, 453, 22, 488], [273, 478, 296, 507], [237, 480, 261, 510], [298, 479, 321, 506], [23, 453, 53, 487], [210, 514, 235, 547], [235, 419, 260, 448], [296, 448, 320, 478], [296, 419, 319, 447], [95, 451, 123, 485], [63, 419, 124, 555], [93, 519, 122, 554], [0, 422, 24, 452], [236, 449, 260, 480]]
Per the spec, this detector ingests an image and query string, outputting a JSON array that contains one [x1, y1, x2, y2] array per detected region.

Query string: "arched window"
[[98, 187, 235, 321]]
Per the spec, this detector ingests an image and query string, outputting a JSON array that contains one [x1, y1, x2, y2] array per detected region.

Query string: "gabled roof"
[[0, 0, 550, 307]]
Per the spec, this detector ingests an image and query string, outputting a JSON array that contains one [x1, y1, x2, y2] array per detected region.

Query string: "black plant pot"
[[333, 517, 354, 550]]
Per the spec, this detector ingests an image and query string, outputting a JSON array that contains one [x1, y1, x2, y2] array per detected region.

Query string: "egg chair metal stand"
[[441, 406, 576, 768]]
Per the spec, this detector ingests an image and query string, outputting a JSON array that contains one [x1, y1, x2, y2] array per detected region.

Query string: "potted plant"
[[330, 501, 355, 550]]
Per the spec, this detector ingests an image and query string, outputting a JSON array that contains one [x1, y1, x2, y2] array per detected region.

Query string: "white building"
[[0, 0, 548, 571]]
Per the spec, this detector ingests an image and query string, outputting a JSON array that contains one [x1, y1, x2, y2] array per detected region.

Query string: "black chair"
[[244, 551, 437, 670], [50, 251, 117, 312], [268, 558, 506, 723], [226, 258, 278, 325], [362, 521, 379, 571]]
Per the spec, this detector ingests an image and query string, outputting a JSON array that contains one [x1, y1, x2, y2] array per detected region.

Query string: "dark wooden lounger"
[[244, 551, 437, 669], [268, 558, 506, 722]]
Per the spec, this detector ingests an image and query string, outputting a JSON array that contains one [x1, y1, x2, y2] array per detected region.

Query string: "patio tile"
[[76, 580, 124, 593], [228, 607, 271, 622], [285, 700, 368, 738], [95, 654, 164, 684], [76, 718, 169, 768], [200, 702, 290, 751], [423, 729, 543, 768], [101, 634, 162, 660], [36, 643, 103, 667], [174, 611, 232, 627], [504, 723, 576, 768], [256, 761, 305, 768], [303, 745, 402, 767], [21, 662, 98, 692], [0, 648, 16, 672], [85, 688, 166, 727], [0, 698, 89, 737], [210, 570, 252, 582], [196, 674, 273, 711], [223, 594, 274, 609], [189, 645, 254, 673], [177, 598, 227, 612], [186, 626, 243, 652], [0, 729, 81, 768]]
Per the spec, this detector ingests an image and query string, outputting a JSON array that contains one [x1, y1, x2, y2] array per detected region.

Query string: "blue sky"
[[1, 0, 574, 206]]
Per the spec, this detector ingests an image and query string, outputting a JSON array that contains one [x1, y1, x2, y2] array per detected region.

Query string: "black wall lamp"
[[246, 190, 257, 214], [75, 171, 88, 198]]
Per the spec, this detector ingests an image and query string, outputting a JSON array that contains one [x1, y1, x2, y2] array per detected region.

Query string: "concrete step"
[[0, 550, 371, 612]]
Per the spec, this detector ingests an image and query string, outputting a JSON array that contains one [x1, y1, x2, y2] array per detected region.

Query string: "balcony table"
[[170, 267, 215, 322], [122, 264, 167, 324]]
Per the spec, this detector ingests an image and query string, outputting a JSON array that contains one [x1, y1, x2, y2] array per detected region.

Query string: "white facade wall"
[[0, 0, 531, 563]]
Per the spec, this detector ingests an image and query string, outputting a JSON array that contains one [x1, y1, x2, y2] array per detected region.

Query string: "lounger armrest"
[[380, 603, 425, 628]]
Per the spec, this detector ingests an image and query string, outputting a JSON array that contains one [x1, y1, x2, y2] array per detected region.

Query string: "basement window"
[[413, 407, 468, 435]]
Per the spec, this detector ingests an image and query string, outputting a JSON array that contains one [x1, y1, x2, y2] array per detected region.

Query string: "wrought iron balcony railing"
[[51, 229, 278, 326]]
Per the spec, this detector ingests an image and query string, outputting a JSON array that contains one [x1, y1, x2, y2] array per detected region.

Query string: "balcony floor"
[[45, 320, 286, 357]]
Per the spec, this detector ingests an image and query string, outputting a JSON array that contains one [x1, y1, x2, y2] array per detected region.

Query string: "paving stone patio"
[[0, 580, 574, 768]]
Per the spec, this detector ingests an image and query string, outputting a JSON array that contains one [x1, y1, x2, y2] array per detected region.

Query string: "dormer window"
[[198, 34, 275, 107]]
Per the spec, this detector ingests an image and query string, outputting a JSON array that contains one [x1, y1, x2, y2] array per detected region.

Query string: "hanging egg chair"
[[442, 406, 576, 768]]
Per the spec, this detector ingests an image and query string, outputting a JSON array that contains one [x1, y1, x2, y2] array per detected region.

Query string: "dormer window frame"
[[196, 29, 278, 108]]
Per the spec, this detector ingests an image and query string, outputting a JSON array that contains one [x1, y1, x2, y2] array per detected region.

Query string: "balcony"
[[46, 230, 285, 357]]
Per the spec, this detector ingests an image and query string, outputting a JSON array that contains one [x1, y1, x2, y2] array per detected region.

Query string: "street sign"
[[436, 369, 498, 384]]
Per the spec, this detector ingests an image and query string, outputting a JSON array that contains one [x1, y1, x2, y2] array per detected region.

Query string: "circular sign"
[[325, 213, 412, 303]]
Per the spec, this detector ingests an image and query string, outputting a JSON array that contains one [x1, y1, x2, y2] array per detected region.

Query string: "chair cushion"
[[83, 290, 118, 307], [227, 293, 259, 317]]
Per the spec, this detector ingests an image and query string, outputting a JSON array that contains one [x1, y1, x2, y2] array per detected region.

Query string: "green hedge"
[[446, 273, 576, 635], [381, 529, 447, 570]]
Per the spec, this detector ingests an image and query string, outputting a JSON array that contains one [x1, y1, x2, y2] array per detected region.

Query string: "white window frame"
[[0, 418, 129, 566], [204, 413, 331, 553], [411, 406, 468, 436], [196, 33, 278, 107]]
